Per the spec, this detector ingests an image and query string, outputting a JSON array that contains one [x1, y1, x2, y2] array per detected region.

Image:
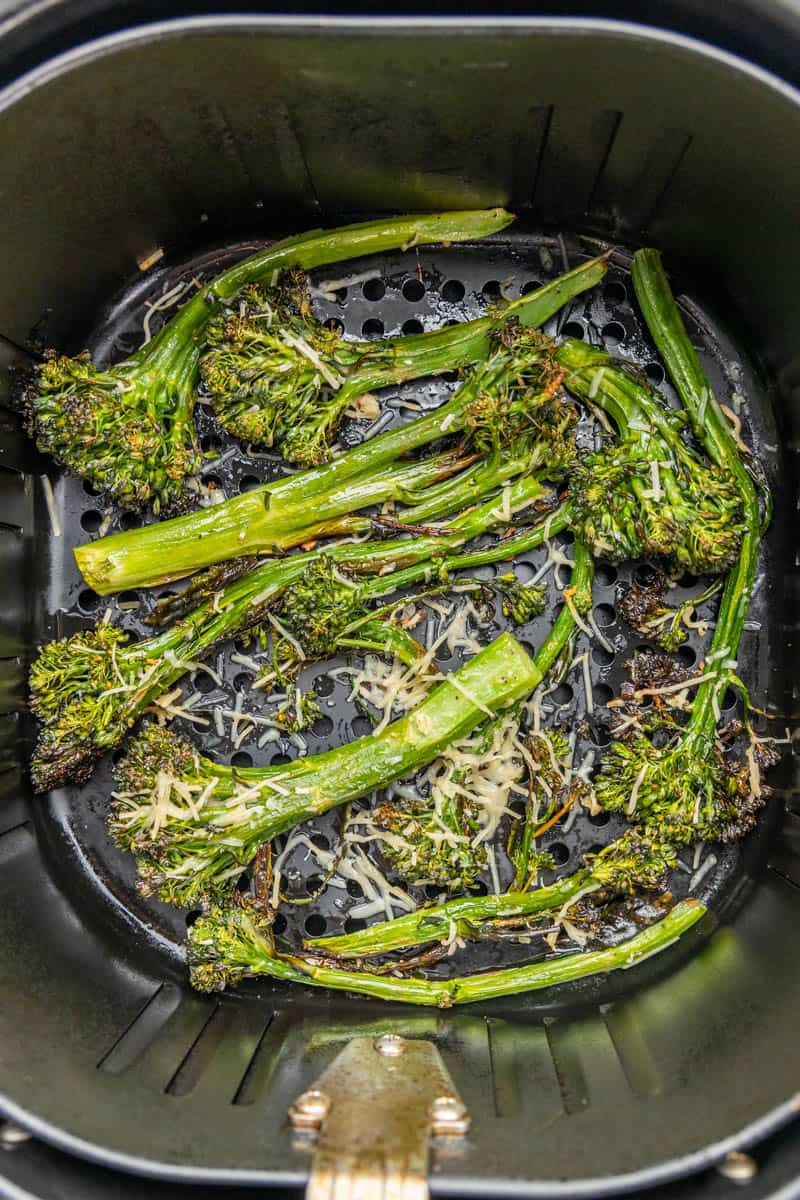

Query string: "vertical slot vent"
[[164, 1003, 234, 1097], [98, 983, 182, 1075], [544, 1020, 590, 1117]]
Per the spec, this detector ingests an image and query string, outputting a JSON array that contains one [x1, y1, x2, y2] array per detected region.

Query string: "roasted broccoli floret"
[[569, 439, 744, 575], [368, 794, 487, 892], [493, 573, 547, 624], [619, 572, 721, 651], [28, 621, 136, 791], [188, 901, 281, 993], [27, 551, 315, 791], [199, 258, 606, 467], [558, 340, 746, 576], [595, 722, 780, 844], [304, 830, 677, 960], [109, 633, 540, 906], [272, 556, 369, 660], [365, 710, 528, 892], [597, 654, 779, 846], [23, 340, 203, 513], [20, 211, 517, 510]]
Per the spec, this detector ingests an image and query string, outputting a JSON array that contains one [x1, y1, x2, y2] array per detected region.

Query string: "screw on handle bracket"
[[288, 1034, 470, 1200]]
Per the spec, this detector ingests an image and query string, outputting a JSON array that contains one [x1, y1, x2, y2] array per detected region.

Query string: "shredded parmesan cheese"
[[281, 330, 343, 388]]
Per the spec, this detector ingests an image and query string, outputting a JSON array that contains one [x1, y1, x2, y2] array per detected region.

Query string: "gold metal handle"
[[289, 1034, 470, 1200]]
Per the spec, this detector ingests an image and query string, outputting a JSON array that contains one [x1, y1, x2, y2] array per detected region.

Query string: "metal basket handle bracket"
[[288, 1033, 471, 1200]]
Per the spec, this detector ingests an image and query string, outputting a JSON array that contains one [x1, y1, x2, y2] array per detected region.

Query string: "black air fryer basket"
[[0, 4, 799, 1198]]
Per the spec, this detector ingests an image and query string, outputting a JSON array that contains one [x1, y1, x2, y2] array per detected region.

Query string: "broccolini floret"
[[619, 572, 721, 651], [199, 258, 607, 467], [304, 829, 677, 961], [558, 340, 746, 575], [21, 211, 517, 511], [109, 633, 541, 905]]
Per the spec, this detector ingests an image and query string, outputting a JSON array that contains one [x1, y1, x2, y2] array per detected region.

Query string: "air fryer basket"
[[0, 11, 798, 1198]]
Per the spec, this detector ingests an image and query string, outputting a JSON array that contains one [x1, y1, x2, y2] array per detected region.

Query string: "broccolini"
[[110, 632, 542, 905], [22, 210, 515, 512]]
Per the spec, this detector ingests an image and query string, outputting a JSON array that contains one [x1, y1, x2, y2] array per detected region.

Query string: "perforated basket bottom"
[[35, 229, 784, 984]]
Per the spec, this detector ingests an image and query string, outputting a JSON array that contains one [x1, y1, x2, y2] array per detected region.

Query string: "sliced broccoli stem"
[[111, 632, 542, 904], [188, 897, 707, 1001]]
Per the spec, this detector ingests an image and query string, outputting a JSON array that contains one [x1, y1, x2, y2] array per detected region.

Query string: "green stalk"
[[77, 446, 477, 592], [189, 898, 707, 1002], [210, 212, 516, 304], [630, 249, 763, 741], [533, 538, 592, 677], [357, 502, 572, 599], [112, 633, 541, 904], [138, 210, 517, 364], [325, 253, 608, 401], [631, 251, 737, 470], [33, 212, 515, 514], [308, 872, 592, 959], [76, 257, 605, 593], [304, 540, 593, 961], [35, 489, 567, 790]]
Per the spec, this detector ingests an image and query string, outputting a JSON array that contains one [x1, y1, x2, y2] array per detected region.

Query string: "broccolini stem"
[[189, 898, 707, 1002], [306, 872, 592, 959], [136, 210, 517, 367], [533, 539, 593, 678], [210, 211, 516, 302], [335, 618, 425, 668], [630, 250, 763, 742], [76, 444, 476, 593], [357, 501, 573, 599], [76, 259, 601, 593], [328, 254, 610, 401], [282, 451, 542, 547], [306, 824, 679, 961], [631, 251, 740, 471], [113, 633, 542, 903]]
